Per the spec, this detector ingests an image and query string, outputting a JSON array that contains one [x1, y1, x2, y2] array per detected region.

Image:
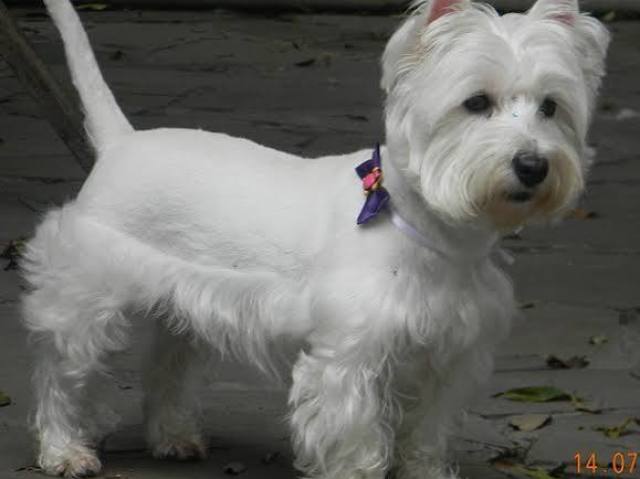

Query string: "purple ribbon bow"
[[355, 144, 390, 225]]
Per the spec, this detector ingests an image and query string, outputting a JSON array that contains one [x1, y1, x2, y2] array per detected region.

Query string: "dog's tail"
[[43, 0, 133, 153]]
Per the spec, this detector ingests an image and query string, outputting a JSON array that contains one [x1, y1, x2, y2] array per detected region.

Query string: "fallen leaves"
[[497, 387, 606, 422], [76, 3, 108, 11], [503, 232, 523, 241], [294, 52, 333, 68], [614, 108, 640, 121], [294, 58, 315, 67], [109, 50, 125, 61], [572, 398, 603, 415], [593, 418, 640, 439], [344, 114, 368, 122], [0, 390, 11, 407], [509, 414, 552, 432], [1, 238, 26, 271], [569, 208, 599, 220], [496, 384, 603, 415], [494, 386, 572, 403], [545, 355, 589, 370], [14, 465, 42, 473], [589, 335, 609, 346], [223, 462, 247, 475]]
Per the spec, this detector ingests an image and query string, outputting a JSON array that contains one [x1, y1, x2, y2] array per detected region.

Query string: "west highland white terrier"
[[22, 0, 608, 477]]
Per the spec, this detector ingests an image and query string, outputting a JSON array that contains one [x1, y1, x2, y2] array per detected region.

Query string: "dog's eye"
[[540, 98, 557, 118], [463, 94, 492, 114]]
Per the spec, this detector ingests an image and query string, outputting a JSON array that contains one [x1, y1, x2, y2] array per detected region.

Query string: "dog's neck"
[[380, 146, 499, 262]]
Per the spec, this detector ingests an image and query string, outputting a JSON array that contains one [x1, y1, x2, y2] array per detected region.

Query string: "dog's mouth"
[[506, 190, 534, 203]]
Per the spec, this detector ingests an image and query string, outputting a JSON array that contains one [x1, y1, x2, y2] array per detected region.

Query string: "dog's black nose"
[[512, 151, 549, 187]]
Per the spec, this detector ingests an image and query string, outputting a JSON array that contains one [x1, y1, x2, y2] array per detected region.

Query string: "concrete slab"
[[495, 302, 640, 372]]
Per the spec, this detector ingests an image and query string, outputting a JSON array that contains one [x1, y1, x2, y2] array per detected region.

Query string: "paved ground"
[[1, 7, 639, 479]]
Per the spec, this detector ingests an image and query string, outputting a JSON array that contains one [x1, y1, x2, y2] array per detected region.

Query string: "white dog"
[[22, 0, 608, 477]]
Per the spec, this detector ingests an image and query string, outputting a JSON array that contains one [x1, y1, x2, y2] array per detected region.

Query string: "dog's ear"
[[381, 0, 470, 93], [530, 0, 609, 113], [381, 16, 419, 93], [528, 0, 578, 25], [426, 0, 468, 24]]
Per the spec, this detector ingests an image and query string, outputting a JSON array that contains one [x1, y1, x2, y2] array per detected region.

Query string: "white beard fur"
[[22, 0, 608, 478]]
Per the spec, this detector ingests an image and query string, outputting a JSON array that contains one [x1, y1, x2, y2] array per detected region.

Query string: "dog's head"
[[382, 0, 609, 230]]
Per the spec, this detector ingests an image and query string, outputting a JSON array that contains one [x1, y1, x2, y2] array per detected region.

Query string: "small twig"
[[0, 1, 93, 172]]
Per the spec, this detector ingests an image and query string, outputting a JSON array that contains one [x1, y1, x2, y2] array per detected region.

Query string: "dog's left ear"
[[530, 0, 610, 109], [528, 0, 578, 24]]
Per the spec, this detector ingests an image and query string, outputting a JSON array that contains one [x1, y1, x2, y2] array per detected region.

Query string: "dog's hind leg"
[[142, 321, 207, 461], [23, 285, 128, 478]]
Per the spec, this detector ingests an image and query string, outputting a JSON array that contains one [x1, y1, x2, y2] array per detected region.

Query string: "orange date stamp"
[[575, 452, 639, 475]]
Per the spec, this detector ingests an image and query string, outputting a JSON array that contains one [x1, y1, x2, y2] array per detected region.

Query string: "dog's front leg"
[[392, 381, 457, 479], [392, 350, 494, 479], [289, 339, 393, 479]]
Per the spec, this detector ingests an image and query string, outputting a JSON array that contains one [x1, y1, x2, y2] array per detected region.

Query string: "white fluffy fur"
[[23, 0, 608, 478]]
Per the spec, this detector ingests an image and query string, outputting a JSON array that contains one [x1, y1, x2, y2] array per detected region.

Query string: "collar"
[[355, 143, 389, 225], [355, 145, 513, 265], [387, 204, 447, 256]]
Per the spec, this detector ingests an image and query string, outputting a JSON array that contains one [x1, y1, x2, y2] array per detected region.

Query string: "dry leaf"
[[589, 335, 608, 346], [546, 355, 589, 370], [1, 238, 26, 271], [110, 50, 125, 61], [294, 58, 315, 67], [570, 208, 599, 220], [14, 465, 42, 473], [509, 414, 552, 432], [572, 398, 603, 414], [503, 232, 522, 241], [77, 3, 108, 10], [494, 386, 572, 403], [345, 114, 368, 122], [593, 418, 638, 438], [320, 52, 333, 66], [223, 462, 247, 475]]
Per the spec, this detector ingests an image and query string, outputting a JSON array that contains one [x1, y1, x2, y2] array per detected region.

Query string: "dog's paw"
[[40, 448, 101, 478], [151, 436, 207, 461]]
